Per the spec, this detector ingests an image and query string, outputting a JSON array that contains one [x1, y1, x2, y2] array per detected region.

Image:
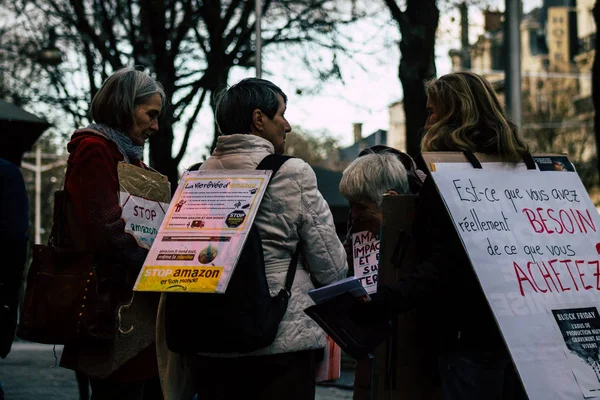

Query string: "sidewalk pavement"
[[1, 342, 355, 400]]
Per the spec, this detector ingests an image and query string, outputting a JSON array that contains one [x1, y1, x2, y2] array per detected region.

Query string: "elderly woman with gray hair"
[[340, 146, 422, 242], [339, 146, 423, 400], [59, 67, 165, 400]]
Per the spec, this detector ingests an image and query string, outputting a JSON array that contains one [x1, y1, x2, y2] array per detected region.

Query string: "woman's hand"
[[349, 292, 392, 327]]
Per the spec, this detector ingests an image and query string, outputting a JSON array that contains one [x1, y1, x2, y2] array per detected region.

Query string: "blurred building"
[[338, 123, 387, 165], [386, 101, 406, 152], [448, 3, 582, 95], [338, 103, 405, 157], [574, 0, 595, 108], [312, 166, 350, 240], [447, 3, 596, 183]]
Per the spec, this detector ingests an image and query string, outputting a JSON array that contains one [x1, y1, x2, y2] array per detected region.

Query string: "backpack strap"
[[255, 154, 299, 295], [188, 162, 203, 171], [256, 154, 294, 183]]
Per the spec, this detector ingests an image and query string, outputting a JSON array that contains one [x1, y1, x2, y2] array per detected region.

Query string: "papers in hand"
[[308, 276, 368, 305], [305, 277, 389, 361]]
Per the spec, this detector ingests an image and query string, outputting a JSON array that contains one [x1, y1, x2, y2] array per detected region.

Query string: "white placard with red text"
[[352, 230, 380, 294], [432, 164, 600, 400]]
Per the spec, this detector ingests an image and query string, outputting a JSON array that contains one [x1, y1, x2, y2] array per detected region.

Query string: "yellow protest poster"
[[133, 170, 272, 293]]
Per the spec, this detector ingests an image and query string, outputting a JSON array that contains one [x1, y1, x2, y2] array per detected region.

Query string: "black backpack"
[[164, 154, 299, 354]]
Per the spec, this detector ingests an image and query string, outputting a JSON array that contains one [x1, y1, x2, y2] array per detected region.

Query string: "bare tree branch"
[[173, 76, 209, 119], [82, 39, 98, 102], [170, 0, 197, 61], [176, 87, 208, 164], [96, 0, 123, 61], [223, 0, 252, 51], [3, 0, 364, 186], [67, 0, 122, 68]]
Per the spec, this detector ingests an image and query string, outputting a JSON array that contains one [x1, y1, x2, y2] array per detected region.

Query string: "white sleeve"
[[296, 163, 348, 285]]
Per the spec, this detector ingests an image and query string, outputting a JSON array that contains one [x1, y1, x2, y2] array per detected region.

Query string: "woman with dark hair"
[[156, 78, 347, 400], [59, 67, 166, 400], [353, 72, 530, 400]]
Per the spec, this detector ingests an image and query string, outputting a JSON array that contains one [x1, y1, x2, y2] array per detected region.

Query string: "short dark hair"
[[91, 67, 166, 132], [215, 78, 287, 135]]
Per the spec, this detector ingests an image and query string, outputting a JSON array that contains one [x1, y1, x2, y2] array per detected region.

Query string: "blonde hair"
[[339, 152, 409, 208], [421, 72, 529, 162]]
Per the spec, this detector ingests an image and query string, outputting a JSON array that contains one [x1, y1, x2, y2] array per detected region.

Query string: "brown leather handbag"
[[17, 189, 99, 344]]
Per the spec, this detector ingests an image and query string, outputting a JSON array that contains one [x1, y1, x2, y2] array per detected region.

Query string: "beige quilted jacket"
[[156, 134, 348, 399]]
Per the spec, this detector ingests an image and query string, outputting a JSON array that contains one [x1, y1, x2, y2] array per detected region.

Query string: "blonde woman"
[[352, 72, 530, 400], [422, 71, 529, 161]]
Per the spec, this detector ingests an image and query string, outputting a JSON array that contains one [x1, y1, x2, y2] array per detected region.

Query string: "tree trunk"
[[592, 0, 600, 183], [208, 68, 231, 152], [142, 0, 179, 189], [146, 77, 179, 189], [400, 0, 439, 157], [149, 52, 179, 189], [149, 114, 179, 191]]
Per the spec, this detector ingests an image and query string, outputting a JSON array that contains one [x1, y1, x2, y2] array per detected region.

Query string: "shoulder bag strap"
[[49, 155, 75, 247], [255, 154, 299, 295]]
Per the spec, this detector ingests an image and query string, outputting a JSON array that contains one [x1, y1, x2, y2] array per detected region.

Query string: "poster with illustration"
[[430, 156, 600, 400], [534, 155, 576, 172], [552, 307, 600, 397], [134, 169, 271, 293], [352, 230, 380, 294]]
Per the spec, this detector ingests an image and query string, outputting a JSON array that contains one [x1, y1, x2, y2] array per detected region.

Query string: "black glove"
[[349, 292, 393, 328]]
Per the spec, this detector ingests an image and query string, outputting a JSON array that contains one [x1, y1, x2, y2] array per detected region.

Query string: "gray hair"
[[91, 67, 166, 132], [339, 152, 409, 207]]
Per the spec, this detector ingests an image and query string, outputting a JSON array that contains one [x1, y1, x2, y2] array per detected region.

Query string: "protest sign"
[[134, 169, 271, 293], [428, 153, 600, 399], [352, 230, 380, 294], [118, 162, 171, 249]]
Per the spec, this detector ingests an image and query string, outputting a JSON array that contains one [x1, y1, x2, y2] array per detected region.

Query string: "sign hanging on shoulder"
[[133, 169, 272, 293], [352, 230, 380, 294], [117, 162, 171, 249], [428, 153, 600, 400]]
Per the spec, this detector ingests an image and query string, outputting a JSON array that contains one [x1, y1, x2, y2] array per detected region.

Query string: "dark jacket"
[[60, 130, 159, 380], [0, 157, 28, 359], [372, 175, 505, 352]]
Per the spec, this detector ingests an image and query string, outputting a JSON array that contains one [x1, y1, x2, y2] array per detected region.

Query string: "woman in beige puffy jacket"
[[156, 78, 348, 400]]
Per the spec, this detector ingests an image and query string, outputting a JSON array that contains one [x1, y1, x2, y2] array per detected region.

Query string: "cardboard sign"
[[118, 162, 171, 249], [430, 155, 600, 400], [352, 230, 380, 294], [120, 193, 169, 249], [134, 170, 271, 293]]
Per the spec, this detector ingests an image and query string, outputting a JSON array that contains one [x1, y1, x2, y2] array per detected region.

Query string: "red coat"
[[65, 130, 148, 280], [60, 130, 158, 381]]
